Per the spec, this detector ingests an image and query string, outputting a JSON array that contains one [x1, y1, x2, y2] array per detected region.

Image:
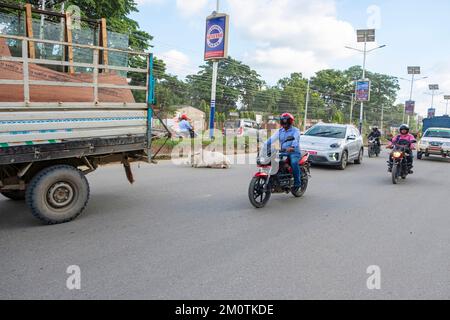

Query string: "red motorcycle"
[[249, 137, 310, 208]]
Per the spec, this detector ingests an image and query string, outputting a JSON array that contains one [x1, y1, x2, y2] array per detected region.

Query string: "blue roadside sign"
[[204, 13, 229, 61], [355, 80, 371, 102], [405, 100, 415, 115]]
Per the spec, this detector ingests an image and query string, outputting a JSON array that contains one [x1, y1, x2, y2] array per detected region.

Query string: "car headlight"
[[420, 140, 428, 146], [330, 143, 341, 149]]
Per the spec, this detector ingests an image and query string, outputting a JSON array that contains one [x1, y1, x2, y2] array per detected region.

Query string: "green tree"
[[186, 58, 263, 113]]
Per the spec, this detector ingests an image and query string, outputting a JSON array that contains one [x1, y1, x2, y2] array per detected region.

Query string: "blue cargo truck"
[[417, 115, 450, 160]]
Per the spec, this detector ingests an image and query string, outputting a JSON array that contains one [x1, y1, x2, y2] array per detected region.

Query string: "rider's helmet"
[[180, 114, 189, 121], [372, 126, 378, 131], [399, 124, 410, 134], [280, 113, 295, 126]]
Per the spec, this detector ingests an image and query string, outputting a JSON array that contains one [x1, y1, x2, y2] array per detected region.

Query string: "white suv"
[[300, 123, 364, 170], [417, 127, 450, 159]]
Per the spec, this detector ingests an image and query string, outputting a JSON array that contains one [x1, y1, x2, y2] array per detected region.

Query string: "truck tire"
[[1, 190, 26, 201], [25, 165, 90, 224]]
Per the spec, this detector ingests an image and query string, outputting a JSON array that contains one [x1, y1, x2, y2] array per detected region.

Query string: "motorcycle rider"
[[368, 126, 381, 148], [387, 124, 416, 173], [265, 113, 302, 192]]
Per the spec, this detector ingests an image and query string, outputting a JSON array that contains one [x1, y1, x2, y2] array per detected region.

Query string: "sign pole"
[[208, 0, 221, 140], [209, 61, 218, 139]]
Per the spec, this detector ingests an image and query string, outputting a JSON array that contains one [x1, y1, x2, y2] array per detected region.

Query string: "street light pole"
[[346, 29, 383, 133], [429, 84, 439, 109], [398, 70, 427, 124], [359, 36, 367, 134], [444, 95, 450, 115], [406, 73, 415, 126]]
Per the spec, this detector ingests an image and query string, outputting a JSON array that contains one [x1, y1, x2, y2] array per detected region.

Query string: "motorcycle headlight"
[[330, 143, 341, 149], [393, 151, 402, 158]]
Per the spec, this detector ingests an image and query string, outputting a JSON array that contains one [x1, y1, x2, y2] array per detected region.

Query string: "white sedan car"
[[417, 127, 450, 159]]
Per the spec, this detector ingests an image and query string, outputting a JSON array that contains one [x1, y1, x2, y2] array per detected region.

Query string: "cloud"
[[250, 47, 328, 80], [227, 0, 357, 82], [135, 0, 166, 5], [157, 49, 195, 79], [176, 0, 209, 17]]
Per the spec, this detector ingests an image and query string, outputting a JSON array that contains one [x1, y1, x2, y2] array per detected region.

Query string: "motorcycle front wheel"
[[248, 176, 271, 208], [392, 163, 400, 184]]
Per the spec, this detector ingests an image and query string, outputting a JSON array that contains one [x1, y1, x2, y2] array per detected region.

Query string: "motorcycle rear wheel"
[[249, 177, 271, 208]]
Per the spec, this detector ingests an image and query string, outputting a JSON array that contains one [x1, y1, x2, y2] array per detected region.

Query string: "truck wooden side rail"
[[0, 33, 169, 224]]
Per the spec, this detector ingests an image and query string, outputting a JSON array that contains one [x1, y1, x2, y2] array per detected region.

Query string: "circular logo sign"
[[206, 24, 224, 49]]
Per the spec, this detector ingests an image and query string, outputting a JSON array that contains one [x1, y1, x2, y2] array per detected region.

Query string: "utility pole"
[[303, 78, 310, 132], [380, 102, 384, 134]]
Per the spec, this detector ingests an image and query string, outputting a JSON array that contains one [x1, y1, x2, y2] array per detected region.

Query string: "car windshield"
[[305, 126, 346, 139], [424, 130, 450, 139]]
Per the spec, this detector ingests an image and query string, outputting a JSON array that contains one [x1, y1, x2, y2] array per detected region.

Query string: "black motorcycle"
[[368, 137, 381, 157], [388, 139, 416, 184], [248, 137, 310, 208]]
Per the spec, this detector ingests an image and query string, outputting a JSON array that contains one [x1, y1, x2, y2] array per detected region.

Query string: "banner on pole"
[[427, 108, 436, 118], [355, 80, 371, 102], [405, 100, 415, 116], [204, 13, 229, 61]]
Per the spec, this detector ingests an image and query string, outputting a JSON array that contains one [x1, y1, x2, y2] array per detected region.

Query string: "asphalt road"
[[1, 151, 449, 299]]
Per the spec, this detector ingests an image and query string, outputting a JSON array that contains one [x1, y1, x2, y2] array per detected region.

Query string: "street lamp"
[[396, 66, 428, 125], [444, 95, 450, 116], [429, 84, 439, 108], [345, 29, 386, 133]]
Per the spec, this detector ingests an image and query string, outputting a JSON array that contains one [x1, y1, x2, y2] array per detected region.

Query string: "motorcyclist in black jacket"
[[368, 126, 381, 147]]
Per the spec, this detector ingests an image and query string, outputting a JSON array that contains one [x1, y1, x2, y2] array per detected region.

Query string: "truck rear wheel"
[[25, 165, 90, 224], [1, 190, 26, 201]]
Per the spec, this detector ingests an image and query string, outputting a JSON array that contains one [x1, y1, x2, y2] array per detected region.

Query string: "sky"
[[131, 0, 450, 117]]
